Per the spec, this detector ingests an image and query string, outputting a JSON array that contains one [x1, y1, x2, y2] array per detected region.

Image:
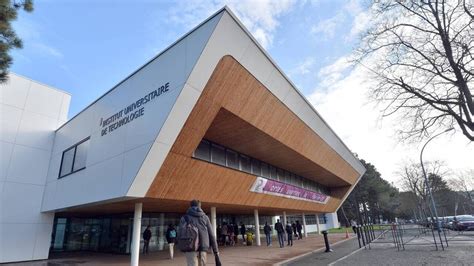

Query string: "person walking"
[[296, 220, 303, 239], [178, 200, 221, 266], [233, 223, 239, 244], [221, 223, 228, 246], [351, 220, 357, 234], [291, 221, 297, 238], [274, 219, 285, 248], [263, 222, 272, 246], [166, 224, 177, 260], [142, 225, 152, 254], [240, 222, 246, 244], [286, 222, 293, 246]]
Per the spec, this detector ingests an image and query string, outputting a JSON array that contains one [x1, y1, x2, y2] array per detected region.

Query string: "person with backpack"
[[142, 225, 152, 254], [286, 222, 293, 246], [274, 219, 285, 248], [166, 224, 177, 260], [178, 200, 221, 266], [296, 220, 303, 239], [263, 222, 272, 246], [291, 221, 297, 238]]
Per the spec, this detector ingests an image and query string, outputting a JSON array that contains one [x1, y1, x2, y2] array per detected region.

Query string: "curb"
[[273, 236, 356, 266]]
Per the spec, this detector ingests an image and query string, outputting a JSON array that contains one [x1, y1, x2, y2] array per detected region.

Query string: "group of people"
[[142, 224, 178, 259], [142, 200, 220, 266], [272, 219, 304, 248], [216, 222, 247, 246]]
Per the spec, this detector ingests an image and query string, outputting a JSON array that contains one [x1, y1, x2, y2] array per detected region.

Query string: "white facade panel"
[[7, 145, 51, 185], [121, 142, 153, 195], [0, 223, 38, 262], [0, 73, 30, 108], [0, 74, 69, 263], [0, 104, 22, 143], [16, 111, 57, 151], [25, 82, 65, 119], [0, 141, 14, 180]]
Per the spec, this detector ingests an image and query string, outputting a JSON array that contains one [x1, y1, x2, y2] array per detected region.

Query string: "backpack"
[[169, 229, 177, 238], [178, 215, 200, 252]]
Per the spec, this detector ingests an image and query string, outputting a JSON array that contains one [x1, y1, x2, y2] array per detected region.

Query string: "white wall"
[[42, 12, 223, 211], [0, 73, 70, 263]]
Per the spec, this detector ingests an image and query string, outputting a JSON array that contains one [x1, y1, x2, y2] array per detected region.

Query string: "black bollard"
[[356, 226, 362, 248], [322, 230, 333, 252]]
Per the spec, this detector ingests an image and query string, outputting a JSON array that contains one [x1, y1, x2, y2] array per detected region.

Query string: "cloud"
[[308, 53, 474, 186], [168, 0, 297, 48], [311, 12, 345, 39], [13, 17, 64, 60], [291, 57, 316, 76]]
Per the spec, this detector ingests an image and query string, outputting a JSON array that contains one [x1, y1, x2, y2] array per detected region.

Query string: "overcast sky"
[[11, 0, 473, 186]]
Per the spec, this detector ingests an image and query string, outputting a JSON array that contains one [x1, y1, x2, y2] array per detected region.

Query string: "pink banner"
[[250, 177, 329, 204]]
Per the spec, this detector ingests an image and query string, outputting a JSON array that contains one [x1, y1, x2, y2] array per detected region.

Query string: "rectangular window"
[[251, 159, 261, 175], [240, 155, 251, 173], [211, 143, 226, 166], [194, 140, 211, 161], [269, 166, 277, 180], [261, 162, 269, 178], [226, 149, 239, 170], [59, 137, 90, 178]]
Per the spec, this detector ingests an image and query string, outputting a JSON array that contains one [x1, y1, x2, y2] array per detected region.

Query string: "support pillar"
[[316, 214, 321, 235], [131, 202, 142, 266], [302, 213, 308, 237], [211, 207, 217, 238], [283, 211, 287, 241], [254, 209, 261, 246]]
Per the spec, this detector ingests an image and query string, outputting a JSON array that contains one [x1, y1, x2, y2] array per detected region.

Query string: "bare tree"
[[449, 169, 474, 212], [358, 0, 474, 141]]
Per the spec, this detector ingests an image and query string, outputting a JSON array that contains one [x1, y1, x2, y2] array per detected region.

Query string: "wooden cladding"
[[145, 56, 359, 214]]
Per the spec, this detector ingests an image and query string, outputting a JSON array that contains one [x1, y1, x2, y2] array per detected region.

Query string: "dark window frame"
[[58, 137, 90, 179]]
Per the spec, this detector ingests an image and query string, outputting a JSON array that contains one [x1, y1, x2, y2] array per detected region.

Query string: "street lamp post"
[[419, 128, 453, 250]]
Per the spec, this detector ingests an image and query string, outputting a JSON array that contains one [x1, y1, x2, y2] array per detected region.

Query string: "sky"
[[10, 0, 473, 187]]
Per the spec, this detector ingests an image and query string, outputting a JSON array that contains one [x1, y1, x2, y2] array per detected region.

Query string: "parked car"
[[453, 215, 474, 231]]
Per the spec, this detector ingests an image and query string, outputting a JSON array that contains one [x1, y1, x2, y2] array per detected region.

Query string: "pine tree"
[[0, 0, 33, 83]]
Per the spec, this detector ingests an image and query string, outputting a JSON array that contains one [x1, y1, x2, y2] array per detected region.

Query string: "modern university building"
[[0, 7, 365, 264]]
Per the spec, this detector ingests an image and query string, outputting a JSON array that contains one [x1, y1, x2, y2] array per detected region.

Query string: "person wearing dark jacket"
[[142, 225, 152, 254], [240, 223, 246, 244], [274, 219, 285, 248], [263, 222, 272, 246], [286, 222, 293, 246], [166, 224, 177, 259], [180, 200, 220, 266], [296, 220, 303, 239], [292, 222, 297, 238], [233, 223, 239, 244]]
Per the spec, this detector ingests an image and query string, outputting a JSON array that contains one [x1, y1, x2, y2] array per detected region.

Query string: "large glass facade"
[[51, 213, 181, 254], [193, 139, 330, 195]]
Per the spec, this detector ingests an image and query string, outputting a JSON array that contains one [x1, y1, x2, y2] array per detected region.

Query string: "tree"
[[0, 0, 33, 83], [448, 169, 474, 214], [358, 0, 474, 141], [339, 158, 400, 225]]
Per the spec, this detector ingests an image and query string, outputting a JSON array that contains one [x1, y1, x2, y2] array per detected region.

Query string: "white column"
[[159, 213, 165, 250], [302, 213, 308, 237], [316, 214, 321, 235], [131, 202, 143, 266], [254, 209, 261, 246], [283, 211, 287, 241], [211, 207, 217, 238]]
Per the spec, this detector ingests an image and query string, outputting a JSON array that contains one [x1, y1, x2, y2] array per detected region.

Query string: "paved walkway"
[[285, 237, 360, 266], [5, 234, 350, 266]]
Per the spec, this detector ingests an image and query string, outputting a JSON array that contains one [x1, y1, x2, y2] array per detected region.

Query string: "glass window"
[[261, 162, 269, 178], [240, 155, 251, 173], [269, 166, 277, 180], [226, 149, 239, 169], [277, 168, 285, 182], [194, 140, 210, 161], [251, 159, 261, 175], [73, 139, 90, 171], [211, 143, 226, 166], [60, 148, 75, 177]]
